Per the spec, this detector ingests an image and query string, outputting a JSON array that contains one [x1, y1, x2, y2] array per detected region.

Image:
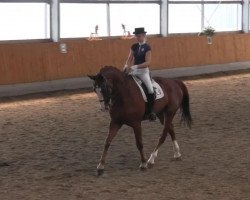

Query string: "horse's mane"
[[99, 65, 126, 83], [100, 66, 122, 74]]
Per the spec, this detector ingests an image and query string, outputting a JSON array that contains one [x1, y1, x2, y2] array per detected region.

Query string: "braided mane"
[[100, 66, 122, 74]]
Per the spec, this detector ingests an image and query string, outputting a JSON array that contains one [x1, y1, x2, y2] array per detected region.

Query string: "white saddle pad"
[[132, 76, 164, 102]]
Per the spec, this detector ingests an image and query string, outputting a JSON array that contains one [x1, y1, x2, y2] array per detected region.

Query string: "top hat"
[[133, 27, 147, 35]]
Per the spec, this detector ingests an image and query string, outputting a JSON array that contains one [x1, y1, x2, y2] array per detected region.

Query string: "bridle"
[[93, 77, 112, 109], [93, 71, 127, 110]]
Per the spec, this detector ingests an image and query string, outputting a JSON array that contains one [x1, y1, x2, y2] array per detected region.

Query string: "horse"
[[88, 66, 192, 176]]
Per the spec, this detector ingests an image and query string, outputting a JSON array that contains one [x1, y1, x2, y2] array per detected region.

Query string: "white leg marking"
[[147, 150, 158, 165], [97, 163, 104, 170], [173, 140, 181, 158]]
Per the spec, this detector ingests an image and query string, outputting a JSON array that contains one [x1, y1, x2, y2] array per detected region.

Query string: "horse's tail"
[[176, 80, 193, 129]]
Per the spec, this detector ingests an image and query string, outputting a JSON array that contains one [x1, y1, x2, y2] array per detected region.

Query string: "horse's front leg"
[[132, 123, 147, 170], [97, 121, 122, 176]]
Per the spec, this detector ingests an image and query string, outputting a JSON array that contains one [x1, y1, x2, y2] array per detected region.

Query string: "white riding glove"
[[131, 65, 138, 70], [129, 65, 138, 75], [123, 64, 128, 71]]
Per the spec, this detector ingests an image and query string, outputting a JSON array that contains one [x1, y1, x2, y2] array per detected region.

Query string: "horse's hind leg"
[[169, 124, 182, 160], [157, 111, 164, 125], [147, 112, 174, 168]]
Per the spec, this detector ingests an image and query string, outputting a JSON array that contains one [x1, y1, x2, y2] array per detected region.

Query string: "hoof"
[[139, 163, 148, 171], [96, 169, 105, 176], [139, 166, 147, 171], [171, 156, 182, 161], [147, 162, 154, 169]]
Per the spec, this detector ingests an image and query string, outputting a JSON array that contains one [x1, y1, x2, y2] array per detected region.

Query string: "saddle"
[[131, 75, 164, 102]]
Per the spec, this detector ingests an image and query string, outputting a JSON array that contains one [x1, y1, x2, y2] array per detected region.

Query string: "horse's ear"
[[87, 75, 97, 80]]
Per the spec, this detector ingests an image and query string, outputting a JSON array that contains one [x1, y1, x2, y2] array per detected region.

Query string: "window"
[[0, 3, 50, 41], [168, 4, 202, 33], [110, 3, 160, 36], [168, 1, 242, 34], [60, 3, 108, 38], [204, 4, 242, 31], [0, 1, 243, 41]]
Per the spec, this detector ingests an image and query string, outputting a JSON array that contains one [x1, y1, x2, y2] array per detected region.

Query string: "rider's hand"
[[131, 65, 138, 70], [123, 64, 128, 71], [123, 64, 130, 74], [128, 65, 138, 75]]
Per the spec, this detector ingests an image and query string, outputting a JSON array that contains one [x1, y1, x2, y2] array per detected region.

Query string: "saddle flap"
[[132, 75, 164, 102]]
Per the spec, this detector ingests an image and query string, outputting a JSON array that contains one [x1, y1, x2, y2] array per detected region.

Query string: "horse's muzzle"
[[101, 106, 109, 112]]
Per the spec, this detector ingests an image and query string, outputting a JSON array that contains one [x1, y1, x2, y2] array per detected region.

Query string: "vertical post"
[[45, 3, 48, 38], [107, 3, 111, 36], [201, 0, 205, 30], [50, 0, 60, 42], [160, 0, 168, 37], [242, 0, 249, 33]]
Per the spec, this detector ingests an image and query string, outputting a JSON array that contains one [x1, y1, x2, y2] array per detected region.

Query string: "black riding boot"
[[147, 93, 157, 121]]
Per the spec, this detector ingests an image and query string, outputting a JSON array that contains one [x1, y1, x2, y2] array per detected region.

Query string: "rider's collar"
[[139, 41, 146, 46]]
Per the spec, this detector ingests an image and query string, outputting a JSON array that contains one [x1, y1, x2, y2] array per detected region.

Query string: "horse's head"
[[88, 73, 113, 111], [88, 66, 125, 111]]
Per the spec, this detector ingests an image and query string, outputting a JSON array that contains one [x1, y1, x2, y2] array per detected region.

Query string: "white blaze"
[[95, 87, 105, 111]]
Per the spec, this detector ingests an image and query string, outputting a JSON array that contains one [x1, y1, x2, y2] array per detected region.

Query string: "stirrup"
[[148, 112, 157, 121]]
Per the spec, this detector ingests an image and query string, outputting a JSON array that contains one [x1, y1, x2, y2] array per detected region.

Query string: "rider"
[[124, 27, 156, 121]]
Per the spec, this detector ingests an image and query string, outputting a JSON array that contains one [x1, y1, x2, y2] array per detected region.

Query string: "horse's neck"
[[112, 77, 126, 102], [112, 76, 135, 105]]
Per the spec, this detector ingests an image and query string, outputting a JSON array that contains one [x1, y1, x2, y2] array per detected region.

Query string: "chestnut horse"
[[88, 66, 192, 176]]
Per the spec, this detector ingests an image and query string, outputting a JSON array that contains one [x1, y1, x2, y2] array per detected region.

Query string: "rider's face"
[[135, 33, 146, 43]]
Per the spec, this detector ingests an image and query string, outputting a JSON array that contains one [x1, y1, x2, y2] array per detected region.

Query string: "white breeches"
[[130, 67, 154, 94]]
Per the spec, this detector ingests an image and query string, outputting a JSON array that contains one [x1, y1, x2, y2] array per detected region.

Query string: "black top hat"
[[133, 27, 147, 34]]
